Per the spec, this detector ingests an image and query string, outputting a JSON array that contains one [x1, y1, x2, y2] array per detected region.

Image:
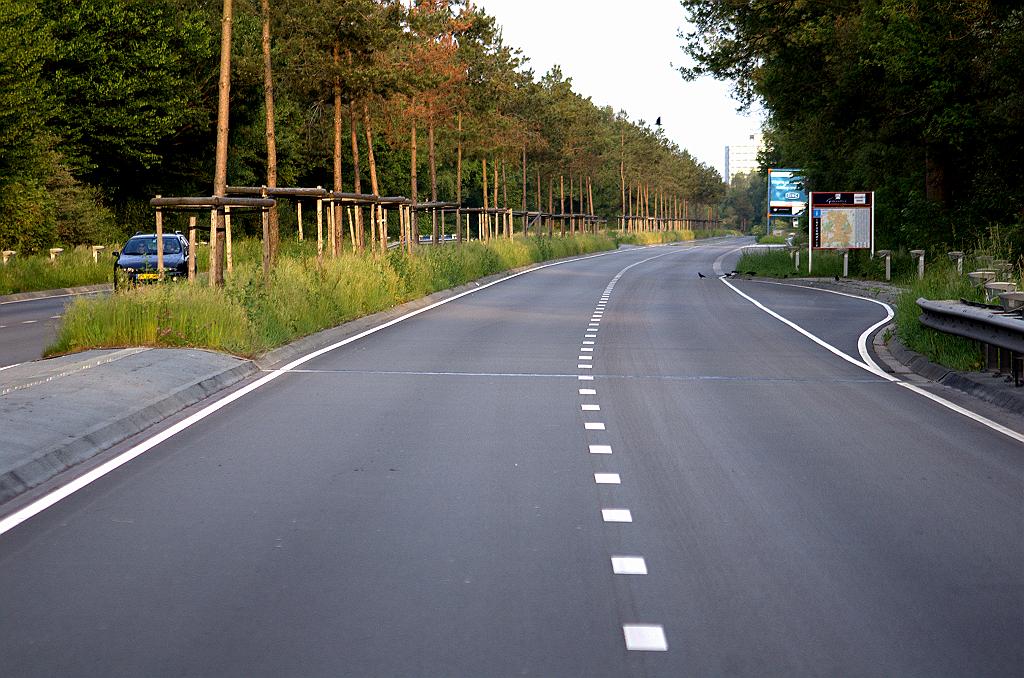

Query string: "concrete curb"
[[0, 360, 257, 504], [873, 324, 1024, 415], [0, 283, 110, 305]]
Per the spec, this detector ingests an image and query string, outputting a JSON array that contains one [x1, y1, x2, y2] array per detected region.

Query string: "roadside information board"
[[810, 192, 874, 249]]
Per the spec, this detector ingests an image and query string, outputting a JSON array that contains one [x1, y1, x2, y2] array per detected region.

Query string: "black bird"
[[697, 271, 706, 279], [834, 275, 840, 281], [655, 116, 662, 126]]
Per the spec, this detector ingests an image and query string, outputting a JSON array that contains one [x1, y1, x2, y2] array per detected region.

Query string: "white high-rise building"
[[724, 133, 762, 184]]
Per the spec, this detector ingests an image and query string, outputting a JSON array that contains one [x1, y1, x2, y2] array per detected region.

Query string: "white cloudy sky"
[[477, 0, 763, 178]]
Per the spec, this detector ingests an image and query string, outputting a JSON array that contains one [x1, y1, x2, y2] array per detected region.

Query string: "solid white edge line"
[[0, 290, 104, 306], [0, 363, 23, 372], [720, 276, 1024, 444], [0, 245, 661, 538]]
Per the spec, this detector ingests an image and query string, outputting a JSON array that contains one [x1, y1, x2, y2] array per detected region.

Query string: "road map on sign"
[[819, 208, 871, 248]]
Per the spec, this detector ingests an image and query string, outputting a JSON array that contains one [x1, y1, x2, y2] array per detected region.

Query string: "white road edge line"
[[2, 245, 706, 537], [719, 276, 1024, 444]]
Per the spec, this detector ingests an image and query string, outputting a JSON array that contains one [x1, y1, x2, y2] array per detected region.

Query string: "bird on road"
[[697, 272, 706, 279]]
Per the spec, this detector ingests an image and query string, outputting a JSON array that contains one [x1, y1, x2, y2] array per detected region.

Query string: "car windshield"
[[122, 236, 181, 256]]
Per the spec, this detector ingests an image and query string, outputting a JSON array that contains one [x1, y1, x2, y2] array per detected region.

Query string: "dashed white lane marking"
[[588, 327, 599, 331], [50, 315, 62, 319], [21, 320, 37, 324], [580, 348, 593, 353], [578, 364, 593, 369], [602, 508, 632, 522], [623, 625, 667, 651], [583, 340, 595, 345], [611, 556, 648, 574], [581, 404, 600, 411], [578, 355, 592, 361], [585, 422, 605, 430], [589, 444, 613, 454], [578, 375, 594, 381], [0, 363, 22, 372], [579, 388, 596, 395], [594, 473, 620, 484]]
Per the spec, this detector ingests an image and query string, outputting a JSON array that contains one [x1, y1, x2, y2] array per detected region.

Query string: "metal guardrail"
[[917, 298, 1024, 384], [917, 299, 1024, 353]]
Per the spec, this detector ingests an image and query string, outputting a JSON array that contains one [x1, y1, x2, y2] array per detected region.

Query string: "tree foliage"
[[681, 0, 1024, 250], [0, 0, 720, 252]]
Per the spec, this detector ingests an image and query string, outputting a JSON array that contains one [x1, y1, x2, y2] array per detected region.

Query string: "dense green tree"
[[43, 0, 214, 195], [681, 0, 1024, 250]]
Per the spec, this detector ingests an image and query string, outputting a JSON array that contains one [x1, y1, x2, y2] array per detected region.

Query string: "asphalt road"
[[0, 293, 102, 368], [1, 240, 1021, 676]]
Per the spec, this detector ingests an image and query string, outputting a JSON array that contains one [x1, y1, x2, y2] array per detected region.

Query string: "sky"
[[477, 0, 763, 179]]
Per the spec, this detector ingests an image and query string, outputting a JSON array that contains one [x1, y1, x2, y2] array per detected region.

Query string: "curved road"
[[1, 240, 1021, 676]]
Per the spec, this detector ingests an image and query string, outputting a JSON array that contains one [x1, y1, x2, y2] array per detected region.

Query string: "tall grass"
[[48, 234, 616, 357], [0, 247, 114, 294], [893, 261, 988, 371], [735, 248, 919, 279]]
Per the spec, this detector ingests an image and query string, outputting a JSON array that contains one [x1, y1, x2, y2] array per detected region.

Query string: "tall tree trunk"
[[619, 131, 625, 230], [212, 0, 234, 286], [492, 158, 498, 238], [260, 0, 278, 267], [456, 112, 462, 242], [559, 175, 565, 237], [548, 176, 554, 237], [429, 112, 438, 245], [501, 159, 509, 238], [332, 41, 343, 257], [569, 169, 575, 234], [349, 100, 363, 252], [362, 101, 382, 254], [409, 100, 417, 252], [482, 157, 489, 241]]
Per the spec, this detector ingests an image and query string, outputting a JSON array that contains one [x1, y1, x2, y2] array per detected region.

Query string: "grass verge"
[[893, 263, 986, 371], [0, 247, 114, 295], [47, 234, 616, 358]]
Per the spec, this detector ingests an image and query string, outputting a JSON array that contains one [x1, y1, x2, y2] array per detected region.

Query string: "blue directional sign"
[[768, 169, 807, 210]]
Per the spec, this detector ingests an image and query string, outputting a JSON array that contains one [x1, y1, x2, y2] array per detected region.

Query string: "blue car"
[[113, 233, 190, 289]]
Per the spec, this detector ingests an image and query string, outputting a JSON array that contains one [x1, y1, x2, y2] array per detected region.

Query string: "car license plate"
[[137, 273, 159, 281]]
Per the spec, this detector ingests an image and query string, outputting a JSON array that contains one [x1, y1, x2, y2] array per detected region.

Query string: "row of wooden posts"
[[148, 187, 719, 284]]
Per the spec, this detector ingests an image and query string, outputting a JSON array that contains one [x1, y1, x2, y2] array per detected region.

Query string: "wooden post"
[[261, 187, 270, 279], [316, 193, 324, 259], [209, 209, 218, 286], [347, 206, 355, 251], [297, 201, 304, 241], [154, 195, 164, 278], [559, 175, 565, 237], [327, 198, 336, 256], [188, 216, 197, 282], [225, 206, 233, 275]]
